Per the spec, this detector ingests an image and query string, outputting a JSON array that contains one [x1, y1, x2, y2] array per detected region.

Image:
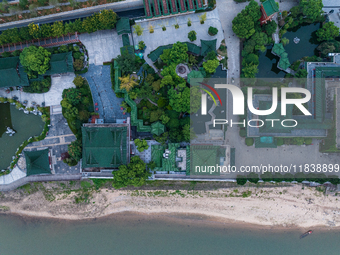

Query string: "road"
[[0, 0, 144, 31]]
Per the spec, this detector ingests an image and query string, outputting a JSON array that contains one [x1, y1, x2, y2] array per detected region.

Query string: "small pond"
[[0, 103, 44, 170], [257, 23, 320, 78]]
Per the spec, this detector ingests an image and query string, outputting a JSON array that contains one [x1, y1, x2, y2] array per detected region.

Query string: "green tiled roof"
[[200, 39, 217, 56], [259, 101, 293, 134], [190, 145, 225, 176], [151, 144, 166, 168], [278, 56, 290, 70], [151, 121, 165, 136], [0, 57, 29, 88], [272, 43, 285, 56], [262, 0, 279, 16], [185, 42, 201, 55], [162, 143, 180, 172], [122, 34, 130, 46], [116, 18, 131, 35], [147, 44, 173, 62], [82, 126, 128, 168], [25, 149, 51, 176], [45, 52, 73, 75]]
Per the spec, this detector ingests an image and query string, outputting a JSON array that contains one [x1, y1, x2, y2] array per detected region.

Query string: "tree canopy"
[[112, 156, 150, 188], [299, 0, 323, 21], [134, 139, 149, 152], [116, 54, 140, 74], [316, 22, 340, 42], [168, 87, 190, 113], [19, 46, 51, 77], [203, 59, 219, 74], [232, 0, 261, 39]]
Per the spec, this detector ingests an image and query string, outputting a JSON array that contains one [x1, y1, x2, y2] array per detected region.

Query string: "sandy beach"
[[0, 182, 340, 229]]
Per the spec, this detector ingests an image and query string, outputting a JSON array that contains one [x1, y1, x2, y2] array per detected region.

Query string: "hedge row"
[[0, 9, 118, 46], [237, 172, 340, 185]]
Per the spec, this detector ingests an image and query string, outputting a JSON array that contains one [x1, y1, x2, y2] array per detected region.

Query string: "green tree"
[[19, 0, 28, 9], [20, 46, 51, 77], [64, 106, 79, 120], [116, 54, 140, 74], [190, 86, 201, 113], [159, 114, 170, 124], [51, 21, 64, 37], [242, 53, 259, 66], [208, 26, 218, 36], [119, 75, 138, 92], [98, 10, 118, 30], [62, 88, 82, 105], [133, 24, 144, 36], [251, 32, 268, 47], [232, 0, 261, 39], [182, 123, 196, 142], [241, 63, 258, 78], [203, 59, 219, 74], [168, 87, 190, 113], [236, 175, 247, 185], [295, 69, 308, 78], [169, 41, 188, 65], [28, 23, 41, 39], [112, 156, 150, 188], [40, 23, 52, 38], [188, 30, 197, 41], [206, 50, 217, 60], [160, 75, 174, 88], [134, 139, 149, 152], [242, 39, 256, 56], [299, 0, 323, 21], [316, 22, 340, 42], [281, 37, 289, 46], [68, 139, 82, 161], [147, 161, 156, 170], [73, 75, 84, 88]]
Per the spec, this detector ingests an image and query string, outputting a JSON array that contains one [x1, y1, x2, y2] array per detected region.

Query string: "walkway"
[[79, 30, 123, 65], [0, 33, 80, 54], [82, 64, 128, 123], [0, 173, 81, 192], [0, 73, 76, 108]]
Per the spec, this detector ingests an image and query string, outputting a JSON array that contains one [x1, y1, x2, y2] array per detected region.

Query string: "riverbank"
[[0, 181, 339, 229]]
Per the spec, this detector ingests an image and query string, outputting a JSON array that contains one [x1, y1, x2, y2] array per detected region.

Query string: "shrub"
[[199, 13, 207, 24], [187, 18, 192, 27], [236, 175, 247, 185], [73, 59, 84, 71], [138, 41, 146, 50], [247, 173, 259, 184], [206, 50, 217, 60], [59, 45, 68, 53], [175, 24, 179, 29], [188, 30, 197, 42], [208, 26, 218, 36], [245, 138, 254, 146], [73, 75, 84, 88], [73, 51, 82, 59], [304, 138, 313, 145], [239, 128, 246, 137], [133, 24, 144, 36], [277, 138, 284, 146], [2, 51, 12, 58]]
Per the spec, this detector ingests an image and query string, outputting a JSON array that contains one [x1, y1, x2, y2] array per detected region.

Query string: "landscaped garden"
[[233, 0, 340, 79], [0, 0, 121, 23]]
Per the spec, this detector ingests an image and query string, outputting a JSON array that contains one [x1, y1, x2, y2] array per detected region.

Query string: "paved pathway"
[[0, 174, 81, 192], [82, 64, 128, 122], [133, 9, 224, 70], [79, 30, 123, 65], [0, 73, 76, 108]]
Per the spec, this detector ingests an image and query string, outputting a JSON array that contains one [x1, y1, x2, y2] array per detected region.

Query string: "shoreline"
[[2, 210, 340, 232], [1, 183, 340, 230]]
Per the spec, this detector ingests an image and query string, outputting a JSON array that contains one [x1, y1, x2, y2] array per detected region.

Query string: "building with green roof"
[[0, 57, 29, 88], [151, 121, 165, 136], [260, 0, 279, 25], [278, 56, 291, 71], [200, 39, 217, 56], [24, 149, 51, 176], [45, 52, 74, 75], [272, 43, 285, 56], [116, 17, 132, 35], [82, 123, 130, 170]]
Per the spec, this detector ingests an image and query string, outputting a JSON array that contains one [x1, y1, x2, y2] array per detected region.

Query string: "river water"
[[0, 213, 339, 255]]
